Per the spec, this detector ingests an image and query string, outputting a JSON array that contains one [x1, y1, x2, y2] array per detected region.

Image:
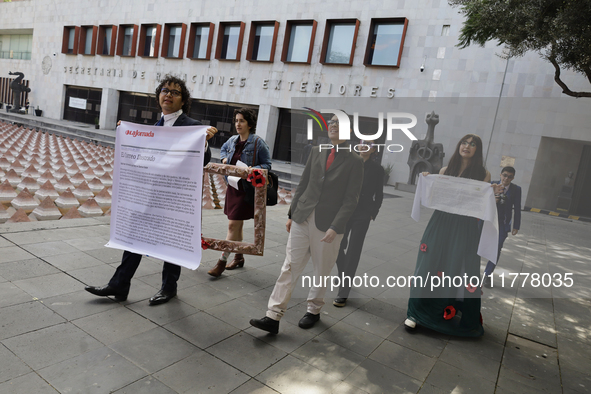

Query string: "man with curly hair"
[[85, 74, 217, 305]]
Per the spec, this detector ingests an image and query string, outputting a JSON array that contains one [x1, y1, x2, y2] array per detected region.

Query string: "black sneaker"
[[249, 316, 279, 334], [333, 297, 347, 307]]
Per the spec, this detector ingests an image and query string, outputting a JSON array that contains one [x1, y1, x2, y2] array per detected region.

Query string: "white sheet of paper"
[[411, 174, 499, 263], [228, 160, 248, 190], [105, 121, 207, 270]]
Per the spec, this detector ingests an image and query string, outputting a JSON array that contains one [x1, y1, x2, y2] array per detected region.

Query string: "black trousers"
[[108, 251, 181, 294], [485, 230, 509, 275], [335, 214, 372, 298]]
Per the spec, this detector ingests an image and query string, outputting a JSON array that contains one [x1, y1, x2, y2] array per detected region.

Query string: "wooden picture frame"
[[202, 163, 267, 256]]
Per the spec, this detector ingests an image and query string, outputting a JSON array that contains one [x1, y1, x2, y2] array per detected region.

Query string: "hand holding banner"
[[106, 121, 208, 270], [412, 174, 499, 263]]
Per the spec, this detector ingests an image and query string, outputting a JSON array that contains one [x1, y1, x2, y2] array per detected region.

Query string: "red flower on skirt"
[[437, 271, 443, 277], [247, 169, 266, 187], [466, 284, 477, 293], [201, 235, 210, 250], [480, 313, 483, 325], [443, 305, 456, 320], [420, 243, 427, 252]]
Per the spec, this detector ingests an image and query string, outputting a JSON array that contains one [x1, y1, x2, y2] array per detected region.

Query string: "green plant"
[[94, 117, 99, 125], [383, 162, 394, 176], [382, 162, 394, 185]]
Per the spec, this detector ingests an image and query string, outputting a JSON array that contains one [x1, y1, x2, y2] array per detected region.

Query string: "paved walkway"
[[1, 190, 590, 393]]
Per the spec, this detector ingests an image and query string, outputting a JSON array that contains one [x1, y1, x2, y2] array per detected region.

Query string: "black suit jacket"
[[353, 159, 384, 219], [492, 181, 521, 233], [170, 113, 211, 165]]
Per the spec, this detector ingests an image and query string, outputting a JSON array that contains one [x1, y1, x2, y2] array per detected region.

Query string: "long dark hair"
[[444, 134, 486, 181], [155, 74, 192, 114]]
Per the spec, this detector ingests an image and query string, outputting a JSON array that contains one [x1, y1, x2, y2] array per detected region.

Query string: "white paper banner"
[[106, 121, 207, 270], [69, 97, 87, 110], [411, 174, 499, 263]]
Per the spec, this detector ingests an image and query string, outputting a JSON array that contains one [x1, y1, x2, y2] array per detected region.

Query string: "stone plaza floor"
[[1, 189, 590, 393]]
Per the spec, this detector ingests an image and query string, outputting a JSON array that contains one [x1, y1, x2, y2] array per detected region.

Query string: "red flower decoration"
[[247, 169, 266, 188], [443, 305, 456, 320], [466, 284, 477, 293], [201, 235, 210, 250], [480, 313, 483, 325], [420, 243, 427, 252], [437, 271, 443, 277]]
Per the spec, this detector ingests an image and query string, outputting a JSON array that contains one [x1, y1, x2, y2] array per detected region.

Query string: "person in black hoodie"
[[333, 142, 384, 307]]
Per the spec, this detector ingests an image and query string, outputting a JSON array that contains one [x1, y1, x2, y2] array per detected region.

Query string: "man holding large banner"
[[85, 74, 217, 305]]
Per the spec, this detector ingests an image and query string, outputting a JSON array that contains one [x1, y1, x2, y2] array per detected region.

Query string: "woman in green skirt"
[[405, 134, 498, 337]]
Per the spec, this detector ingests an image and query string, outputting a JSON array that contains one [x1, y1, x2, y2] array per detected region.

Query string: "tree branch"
[[548, 55, 591, 98], [582, 65, 591, 85]]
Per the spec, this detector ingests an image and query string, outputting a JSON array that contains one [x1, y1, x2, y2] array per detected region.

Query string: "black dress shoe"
[[149, 289, 177, 306], [85, 284, 127, 301], [249, 316, 279, 334], [298, 312, 320, 329]]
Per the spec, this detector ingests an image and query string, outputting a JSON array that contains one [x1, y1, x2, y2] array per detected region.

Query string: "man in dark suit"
[[333, 143, 384, 307], [484, 166, 521, 284], [250, 113, 364, 334], [85, 74, 217, 305]]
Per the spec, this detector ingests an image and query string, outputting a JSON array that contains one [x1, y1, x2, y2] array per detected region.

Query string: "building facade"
[[1, 0, 590, 216]]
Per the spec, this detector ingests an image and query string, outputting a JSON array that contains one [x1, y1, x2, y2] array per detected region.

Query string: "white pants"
[[267, 211, 343, 320]]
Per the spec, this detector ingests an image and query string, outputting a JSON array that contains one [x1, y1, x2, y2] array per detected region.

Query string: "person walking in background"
[[85, 74, 217, 305], [483, 166, 521, 286], [333, 142, 384, 308], [208, 108, 272, 277], [249, 113, 364, 334]]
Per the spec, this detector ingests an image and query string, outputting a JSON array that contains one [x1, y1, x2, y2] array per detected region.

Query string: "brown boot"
[[226, 254, 245, 270], [208, 259, 226, 277]]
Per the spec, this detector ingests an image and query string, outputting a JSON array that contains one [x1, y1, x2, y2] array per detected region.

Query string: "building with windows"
[[1, 0, 590, 217]]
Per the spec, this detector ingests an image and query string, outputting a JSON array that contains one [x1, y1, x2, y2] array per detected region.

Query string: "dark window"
[[117, 24, 138, 57], [79, 26, 97, 56], [116, 94, 256, 147], [68, 29, 77, 53], [63, 86, 102, 125], [123, 27, 134, 55], [188, 100, 257, 149], [62, 26, 80, 55], [139, 24, 161, 57], [215, 22, 245, 61], [247, 21, 279, 62], [320, 19, 359, 65], [117, 91, 160, 126], [102, 27, 112, 53], [162, 23, 186, 58], [187, 23, 214, 60], [279, 109, 387, 164], [97, 25, 117, 56], [364, 18, 408, 67], [281, 20, 317, 64]]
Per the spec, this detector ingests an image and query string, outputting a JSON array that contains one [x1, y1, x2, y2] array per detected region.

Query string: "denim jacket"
[[220, 133, 272, 170]]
